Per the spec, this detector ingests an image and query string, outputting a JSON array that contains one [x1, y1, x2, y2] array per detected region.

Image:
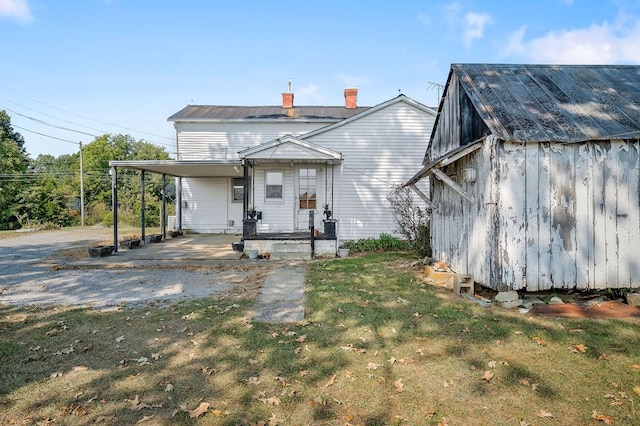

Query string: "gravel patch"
[[0, 228, 257, 309]]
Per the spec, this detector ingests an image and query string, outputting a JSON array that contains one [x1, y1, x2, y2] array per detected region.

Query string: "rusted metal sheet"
[[452, 64, 640, 143]]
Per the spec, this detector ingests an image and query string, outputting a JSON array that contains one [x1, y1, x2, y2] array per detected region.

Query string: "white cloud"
[[462, 12, 494, 48], [296, 84, 325, 104], [0, 0, 32, 23], [500, 18, 640, 64]]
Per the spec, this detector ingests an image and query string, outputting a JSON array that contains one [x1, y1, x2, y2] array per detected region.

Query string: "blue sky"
[[1, 0, 639, 158]]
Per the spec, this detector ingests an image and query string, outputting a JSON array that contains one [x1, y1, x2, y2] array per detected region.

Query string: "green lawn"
[[1, 252, 639, 425]]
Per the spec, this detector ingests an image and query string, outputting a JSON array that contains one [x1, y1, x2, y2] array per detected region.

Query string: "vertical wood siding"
[[433, 137, 640, 291]]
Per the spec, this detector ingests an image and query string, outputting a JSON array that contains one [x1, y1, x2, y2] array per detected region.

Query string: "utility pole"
[[79, 141, 85, 226]]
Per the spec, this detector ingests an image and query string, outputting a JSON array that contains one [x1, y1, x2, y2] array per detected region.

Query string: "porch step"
[[270, 242, 312, 260]]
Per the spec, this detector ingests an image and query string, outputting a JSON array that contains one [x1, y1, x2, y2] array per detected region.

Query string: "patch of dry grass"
[[1, 252, 639, 425]]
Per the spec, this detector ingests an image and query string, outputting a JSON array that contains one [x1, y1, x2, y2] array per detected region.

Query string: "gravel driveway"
[[0, 228, 258, 309]]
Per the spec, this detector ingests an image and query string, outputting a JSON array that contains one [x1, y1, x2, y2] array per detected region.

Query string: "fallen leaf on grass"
[[115, 335, 125, 342], [569, 344, 588, 353], [487, 360, 497, 368], [633, 386, 640, 397], [187, 402, 210, 418], [295, 335, 307, 343], [630, 364, 640, 369], [325, 374, 337, 387], [537, 410, 554, 418], [164, 383, 174, 392], [366, 362, 380, 370], [136, 414, 154, 423], [592, 410, 615, 424], [258, 396, 281, 406], [532, 337, 547, 346], [482, 371, 494, 382], [394, 378, 405, 392]]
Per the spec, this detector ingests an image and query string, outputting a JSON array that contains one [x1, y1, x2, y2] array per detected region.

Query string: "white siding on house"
[[252, 166, 296, 233], [307, 101, 435, 240], [176, 122, 323, 160], [181, 177, 243, 233]]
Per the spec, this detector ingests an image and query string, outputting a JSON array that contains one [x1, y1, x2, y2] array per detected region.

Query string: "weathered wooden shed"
[[406, 64, 640, 291]]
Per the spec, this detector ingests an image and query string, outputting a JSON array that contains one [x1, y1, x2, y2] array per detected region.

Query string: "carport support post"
[[111, 166, 118, 253], [140, 170, 146, 243], [162, 174, 167, 240], [177, 177, 182, 231]]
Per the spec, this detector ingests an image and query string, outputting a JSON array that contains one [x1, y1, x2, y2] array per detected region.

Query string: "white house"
[[111, 87, 436, 257], [406, 64, 640, 291]]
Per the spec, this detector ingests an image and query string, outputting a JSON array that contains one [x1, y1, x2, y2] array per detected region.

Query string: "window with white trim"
[[232, 178, 244, 203], [265, 170, 283, 201]]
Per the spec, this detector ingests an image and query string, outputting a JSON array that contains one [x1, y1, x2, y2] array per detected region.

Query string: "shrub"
[[386, 185, 432, 257]]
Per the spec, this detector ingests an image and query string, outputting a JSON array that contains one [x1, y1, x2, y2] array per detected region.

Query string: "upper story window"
[[265, 170, 283, 201]]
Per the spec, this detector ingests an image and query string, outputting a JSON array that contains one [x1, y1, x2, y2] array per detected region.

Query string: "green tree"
[[81, 134, 170, 226], [0, 110, 29, 230]]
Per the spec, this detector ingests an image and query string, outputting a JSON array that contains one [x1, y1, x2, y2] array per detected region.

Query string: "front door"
[[296, 167, 319, 230]]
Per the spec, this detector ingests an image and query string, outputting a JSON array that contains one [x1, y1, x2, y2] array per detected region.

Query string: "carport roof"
[[108, 159, 243, 178]]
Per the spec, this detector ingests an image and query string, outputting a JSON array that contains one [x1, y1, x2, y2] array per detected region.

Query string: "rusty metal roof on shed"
[[452, 63, 640, 143], [167, 105, 370, 122]]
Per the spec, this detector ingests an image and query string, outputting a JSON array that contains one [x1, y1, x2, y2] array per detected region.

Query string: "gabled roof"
[[301, 94, 436, 139], [449, 63, 640, 143], [238, 134, 342, 163], [168, 105, 369, 122]]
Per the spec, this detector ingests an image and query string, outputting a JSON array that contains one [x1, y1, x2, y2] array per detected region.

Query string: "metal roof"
[[167, 105, 370, 122], [452, 64, 640, 143]]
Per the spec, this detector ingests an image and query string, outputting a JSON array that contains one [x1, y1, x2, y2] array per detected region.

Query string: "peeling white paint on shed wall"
[[432, 136, 640, 291]]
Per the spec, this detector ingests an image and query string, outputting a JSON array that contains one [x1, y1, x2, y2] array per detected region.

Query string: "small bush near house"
[[386, 185, 432, 257], [342, 233, 412, 253]]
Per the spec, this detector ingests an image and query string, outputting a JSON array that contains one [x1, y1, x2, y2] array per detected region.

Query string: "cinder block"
[[454, 274, 474, 296]]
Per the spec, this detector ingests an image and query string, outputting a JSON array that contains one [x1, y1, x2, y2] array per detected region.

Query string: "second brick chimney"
[[344, 88, 358, 108]]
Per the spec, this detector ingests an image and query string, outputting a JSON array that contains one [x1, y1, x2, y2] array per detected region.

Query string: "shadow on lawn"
[[1, 252, 640, 425]]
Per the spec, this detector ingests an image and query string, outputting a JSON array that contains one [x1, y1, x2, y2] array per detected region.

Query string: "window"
[[232, 178, 244, 202], [298, 168, 316, 209], [265, 171, 283, 200]]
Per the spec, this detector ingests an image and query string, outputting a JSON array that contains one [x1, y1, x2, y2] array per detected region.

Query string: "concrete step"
[[270, 242, 311, 261]]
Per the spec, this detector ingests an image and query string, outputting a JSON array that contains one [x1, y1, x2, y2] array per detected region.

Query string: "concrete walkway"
[[251, 261, 306, 323]]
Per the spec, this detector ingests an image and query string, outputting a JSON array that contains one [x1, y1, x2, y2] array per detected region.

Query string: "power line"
[[1, 88, 174, 141], [4, 106, 99, 138], [13, 125, 79, 145]]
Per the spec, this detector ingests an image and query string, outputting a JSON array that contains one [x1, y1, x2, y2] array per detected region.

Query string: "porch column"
[[111, 166, 118, 253], [140, 170, 146, 243], [337, 160, 344, 251], [243, 160, 249, 219], [162, 174, 167, 240], [177, 176, 182, 231]]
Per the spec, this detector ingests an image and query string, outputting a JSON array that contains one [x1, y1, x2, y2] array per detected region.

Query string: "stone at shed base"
[[547, 296, 564, 305], [627, 293, 640, 307], [495, 291, 519, 303], [501, 299, 523, 309]]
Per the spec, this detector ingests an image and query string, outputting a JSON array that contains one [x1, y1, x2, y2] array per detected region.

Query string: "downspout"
[[111, 166, 118, 252], [140, 170, 146, 243]]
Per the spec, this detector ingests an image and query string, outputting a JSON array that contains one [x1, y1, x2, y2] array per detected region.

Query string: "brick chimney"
[[282, 92, 294, 109], [344, 88, 358, 108], [282, 79, 294, 109]]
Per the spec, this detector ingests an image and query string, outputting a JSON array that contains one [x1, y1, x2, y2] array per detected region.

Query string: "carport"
[[108, 159, 244, 251]]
